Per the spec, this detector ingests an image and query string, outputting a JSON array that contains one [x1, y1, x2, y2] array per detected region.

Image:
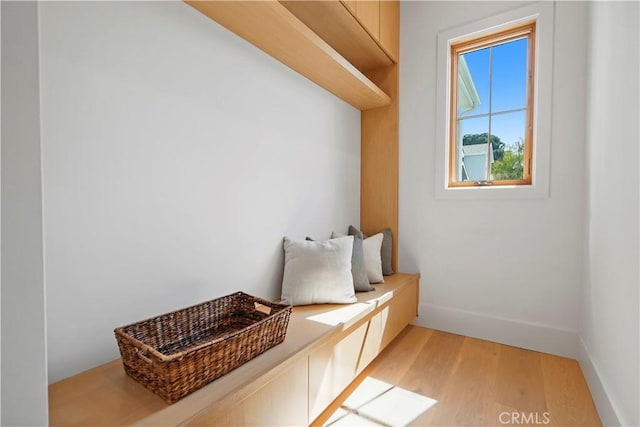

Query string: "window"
[[435, 2, 553, 199], [449, 22, 535, 187]]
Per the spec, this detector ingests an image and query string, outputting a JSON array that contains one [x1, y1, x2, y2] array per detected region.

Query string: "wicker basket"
[[114, 292, 292, 404]]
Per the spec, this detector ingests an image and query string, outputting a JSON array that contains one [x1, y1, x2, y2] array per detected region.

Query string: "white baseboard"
[[577, 337, 622, 427], [413, 303, 579, 358]]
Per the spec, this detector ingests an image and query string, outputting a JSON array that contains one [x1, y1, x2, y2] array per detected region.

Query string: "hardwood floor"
[[313, 326, 601, 427]]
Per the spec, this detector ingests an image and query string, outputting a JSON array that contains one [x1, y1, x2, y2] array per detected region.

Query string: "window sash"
[[448, 22, 536, 187]]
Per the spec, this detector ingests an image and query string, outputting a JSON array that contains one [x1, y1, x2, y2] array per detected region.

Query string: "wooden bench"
[[49, 273, 419, 426]]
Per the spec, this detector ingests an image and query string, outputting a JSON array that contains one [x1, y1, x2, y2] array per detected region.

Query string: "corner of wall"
[[577, 337, 622, 427], [1, 2, 49, 425], [581, 2, 640, 425]]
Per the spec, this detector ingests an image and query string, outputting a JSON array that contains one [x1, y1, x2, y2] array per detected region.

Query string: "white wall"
[[1, 4, 3, 422], [581, 2, 639, 426], [400, 1, 588, 357], [1, 2, 49, 424], [39, 1, 360, 383]]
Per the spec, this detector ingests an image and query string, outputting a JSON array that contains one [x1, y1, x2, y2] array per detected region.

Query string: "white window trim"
[[435, 1, 555, 199]]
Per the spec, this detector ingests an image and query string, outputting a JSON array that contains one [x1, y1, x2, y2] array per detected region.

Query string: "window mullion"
[[486, 46, 493, 182]]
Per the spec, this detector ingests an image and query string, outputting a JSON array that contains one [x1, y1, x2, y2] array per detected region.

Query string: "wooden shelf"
[[185, 1, 390, 111]]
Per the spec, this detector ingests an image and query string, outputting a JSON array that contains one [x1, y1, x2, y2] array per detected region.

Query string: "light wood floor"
[[313, 326, 601, 427]]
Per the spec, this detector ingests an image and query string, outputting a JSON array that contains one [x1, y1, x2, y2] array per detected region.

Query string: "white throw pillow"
[[281, 236, 357, 306], [363, 233, 384, 284]]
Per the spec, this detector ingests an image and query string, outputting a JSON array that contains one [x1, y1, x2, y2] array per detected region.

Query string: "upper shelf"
[[280, 0, 395, 72], [185, 1, 391, 111]]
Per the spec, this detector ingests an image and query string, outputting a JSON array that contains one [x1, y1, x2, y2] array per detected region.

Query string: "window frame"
[[448, 22, 536, 188], [434, 2, 554, 200]]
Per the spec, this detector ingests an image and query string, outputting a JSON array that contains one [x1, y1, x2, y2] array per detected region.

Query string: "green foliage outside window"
[[491, 138, 525, 180]]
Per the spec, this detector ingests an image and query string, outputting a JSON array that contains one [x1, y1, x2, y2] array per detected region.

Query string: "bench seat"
[[49, 273, 419, 426]]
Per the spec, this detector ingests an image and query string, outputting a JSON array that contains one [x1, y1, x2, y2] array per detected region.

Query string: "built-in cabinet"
[[280, 0, 398, 72], [310, 322, 366, 422], [342, 0, 357, 15], [352, 0, 380, 41], [186, 356, 310, 426], [343, 0, 399, 63], [49, 275, 419, 427], [188, 275, 419, 426], [378, 0, 400, 61], [341, 0, 400, 62]]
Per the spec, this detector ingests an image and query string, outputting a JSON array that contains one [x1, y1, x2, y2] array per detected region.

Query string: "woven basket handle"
[[135, 348, 153, 364], [254, 302, 272, 315]]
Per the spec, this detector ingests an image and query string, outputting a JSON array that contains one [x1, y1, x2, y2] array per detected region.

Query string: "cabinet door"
[[342, 0, 356, 15], [380, 283, 417, 349], [241, 358, 308, 426], [356, 313, 383, 374], [186, 357, 308, 426], [379, 0, 399, 61], [308, 322, 369, 423], [356, 0, 380, 41], [283, 0, 393, 72]]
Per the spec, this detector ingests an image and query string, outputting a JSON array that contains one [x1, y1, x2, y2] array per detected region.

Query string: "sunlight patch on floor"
[[324, 377, 437, 427]]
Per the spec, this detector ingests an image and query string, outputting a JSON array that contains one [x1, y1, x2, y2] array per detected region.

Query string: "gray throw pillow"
[[331, 232, 374, 292], [349, 225, 394, 276]]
